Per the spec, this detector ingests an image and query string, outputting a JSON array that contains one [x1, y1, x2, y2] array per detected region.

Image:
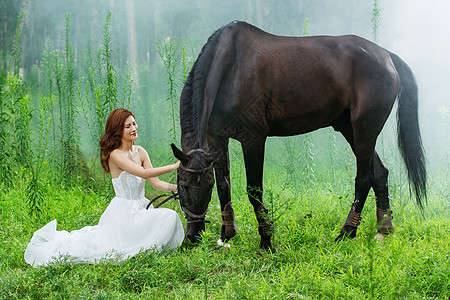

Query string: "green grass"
[[1, 161, 449, 299]]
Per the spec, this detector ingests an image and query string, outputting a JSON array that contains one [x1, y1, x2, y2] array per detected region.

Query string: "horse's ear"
[[171, 143, 188, 164]]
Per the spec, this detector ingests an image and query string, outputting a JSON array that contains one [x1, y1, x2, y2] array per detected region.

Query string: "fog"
[[379, 0, 449, 171], [1, 0, 448, 176]]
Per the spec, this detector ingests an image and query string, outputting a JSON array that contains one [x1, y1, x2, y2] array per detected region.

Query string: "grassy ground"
[[1, 162, 449, 299]]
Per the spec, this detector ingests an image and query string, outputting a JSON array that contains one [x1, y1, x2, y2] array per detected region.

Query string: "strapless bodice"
[[112, 171, 145, 200]]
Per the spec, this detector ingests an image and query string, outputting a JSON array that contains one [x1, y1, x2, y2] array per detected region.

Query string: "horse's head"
[[171, 144, 215, 243]]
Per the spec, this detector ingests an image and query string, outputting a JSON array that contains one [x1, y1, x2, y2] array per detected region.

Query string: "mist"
[[379, 0, 450, 171], [1, 0, 448, 176]]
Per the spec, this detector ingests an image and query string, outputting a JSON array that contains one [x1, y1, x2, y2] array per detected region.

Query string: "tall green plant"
[[15, 87, 32, 166], [41, 38, 59, 174], [180, 40, 197, 83], [0, 76, 14, 187], [26, 95, 53, 218], [328, 129, 338, 183], [49, 14, 88, 186], [0, 54, 6, 186], [80, 12, 127, 146], [122, 62, 133, 110], [60, 13, 78, 185], [301, 18, 315, 188], [80, 68, 106, 144], [53, 46, 65, 176], [371, 0, 381, 44], [180, 45, 189, 84], [303, 18, 309, 36], [103, 12, 117, 112], [10, 10, 25, 76], [0, 50, 5, 86], [371, 0, 386, 160], [283, 136, 300, 187], [302, 133, 315, 187], [1, 73, 31, 167], [0, 11, 26, 187], [439, 105, 449, 198], [157, 37, 182, 143]]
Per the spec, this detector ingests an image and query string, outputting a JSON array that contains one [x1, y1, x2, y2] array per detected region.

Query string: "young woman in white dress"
[[24, 108, 185, 267]]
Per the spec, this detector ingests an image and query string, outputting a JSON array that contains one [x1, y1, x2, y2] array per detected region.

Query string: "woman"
[[24, 108, 184, 267]]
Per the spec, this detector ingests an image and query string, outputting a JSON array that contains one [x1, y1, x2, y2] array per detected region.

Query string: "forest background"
[[0, 0, 449, 299]]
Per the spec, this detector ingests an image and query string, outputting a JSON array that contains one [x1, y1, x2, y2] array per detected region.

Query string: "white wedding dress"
[[24, 171, 185, 267]]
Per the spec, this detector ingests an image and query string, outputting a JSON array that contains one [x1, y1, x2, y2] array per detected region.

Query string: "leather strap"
[[343, 210, 362, 228], [376, 208, 394, 234]]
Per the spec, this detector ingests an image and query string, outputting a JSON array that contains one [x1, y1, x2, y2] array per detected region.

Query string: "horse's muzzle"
[[186, 221, 205, 243]]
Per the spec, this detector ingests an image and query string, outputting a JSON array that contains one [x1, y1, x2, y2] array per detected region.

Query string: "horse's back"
[[208, 22, 400, 137]]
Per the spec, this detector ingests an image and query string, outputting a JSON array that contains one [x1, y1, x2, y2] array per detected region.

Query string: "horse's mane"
[[180, 24, 228, 150]]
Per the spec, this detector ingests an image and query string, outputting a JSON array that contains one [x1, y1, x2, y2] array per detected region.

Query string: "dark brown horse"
[[171, 21, 426, 249]]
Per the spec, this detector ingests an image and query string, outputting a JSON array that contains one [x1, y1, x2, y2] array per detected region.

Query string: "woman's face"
[[122, 115, 138, 142]]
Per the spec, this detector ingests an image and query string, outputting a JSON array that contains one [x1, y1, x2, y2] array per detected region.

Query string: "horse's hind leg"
[[336, 137, 376, 240], [333, 120, 393, 240], [372, 152, 394, 235], [332, 111, 379, 241]]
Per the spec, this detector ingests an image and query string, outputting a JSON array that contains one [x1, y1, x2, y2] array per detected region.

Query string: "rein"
[[182, 205, 210, 224], [146, 192, 179, 209], [145, 192, 210, 224]]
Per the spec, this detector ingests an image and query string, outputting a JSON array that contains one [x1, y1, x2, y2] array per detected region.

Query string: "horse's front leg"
[[214, 154, 237, 245], [242, 138, 274, 251], [210, 136, 237, 247]]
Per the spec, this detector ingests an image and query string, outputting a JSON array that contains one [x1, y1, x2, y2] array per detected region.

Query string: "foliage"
[[302, 133, 316, 188], [303, 17, 309, 36], [1, 167, 449, 299], [102, 12, 117, 113], [0, 5, 449, 300], [157, 36, 182, 143], [80, 12, 133, 148], [60, 13, 78, 185], [0, 73, 31, 185], [26, 95, 53, 217], [10, 10, 25, 76], [371, 0, 381, 43]]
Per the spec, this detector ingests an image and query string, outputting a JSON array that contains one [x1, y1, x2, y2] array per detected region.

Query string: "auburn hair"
[[99, 108, 135, 173]]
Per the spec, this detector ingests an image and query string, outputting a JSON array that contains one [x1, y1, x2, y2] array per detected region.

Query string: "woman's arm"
[[139, 146, 178, 192], [109, 148, 179, 179], [147, 177, 177, 192]]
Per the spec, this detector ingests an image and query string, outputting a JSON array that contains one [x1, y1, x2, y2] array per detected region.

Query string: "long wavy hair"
[[99, 108, 135, 173]]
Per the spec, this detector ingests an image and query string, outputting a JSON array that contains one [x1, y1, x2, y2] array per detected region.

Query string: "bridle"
[[177, 148, 215, 224]]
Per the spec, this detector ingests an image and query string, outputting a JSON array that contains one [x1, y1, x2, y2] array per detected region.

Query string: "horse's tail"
[[390, 52, 427, 207]]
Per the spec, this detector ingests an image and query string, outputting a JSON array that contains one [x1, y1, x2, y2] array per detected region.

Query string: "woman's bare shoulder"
[[135, 145, 149, 156], [108, 149, 125, 177], [110, 148, 124, 158]]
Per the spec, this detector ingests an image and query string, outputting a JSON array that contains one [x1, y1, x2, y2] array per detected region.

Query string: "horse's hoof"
[[377, 208, 394, 235], [374, 232, 385, 242], [258, 246, 276, 253], [259, 239, 276, 253], [335, 225, 357, 242], [217, 238, 230, 249]]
